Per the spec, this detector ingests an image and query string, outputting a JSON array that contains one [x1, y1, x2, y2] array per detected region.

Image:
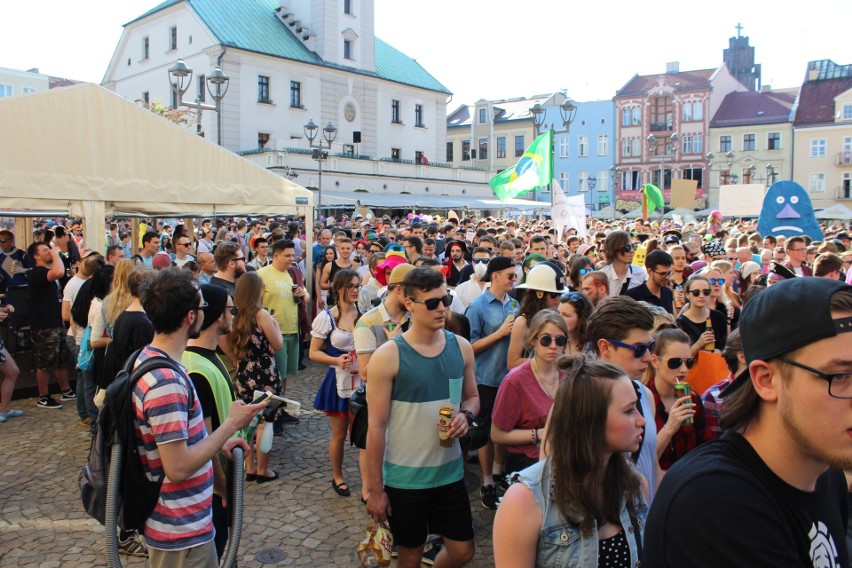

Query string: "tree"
[[135, 97, 195, 126]]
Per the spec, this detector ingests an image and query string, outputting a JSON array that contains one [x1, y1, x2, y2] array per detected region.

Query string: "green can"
[[673, 382, 693, 426]]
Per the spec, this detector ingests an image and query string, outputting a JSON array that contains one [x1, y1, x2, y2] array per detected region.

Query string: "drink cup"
[[673, 382, 693, 426]]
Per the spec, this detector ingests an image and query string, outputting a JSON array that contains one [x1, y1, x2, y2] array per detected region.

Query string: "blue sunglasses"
[[708, 278, 725, 286]]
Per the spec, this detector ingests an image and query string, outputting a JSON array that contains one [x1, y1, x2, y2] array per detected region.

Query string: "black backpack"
[[79, 349, 185, 531]]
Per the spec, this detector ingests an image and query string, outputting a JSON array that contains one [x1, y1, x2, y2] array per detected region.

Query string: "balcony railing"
[[836, 152, 852, 166], [650, 122, 673, 132]]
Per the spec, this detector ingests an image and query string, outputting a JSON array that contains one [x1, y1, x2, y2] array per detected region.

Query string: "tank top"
[[633, 380, 659, 504], [383, 331, 464, 489]]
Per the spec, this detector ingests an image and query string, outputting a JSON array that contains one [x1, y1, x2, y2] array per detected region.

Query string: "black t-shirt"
[[186, 345, 233, 432], [208, 276, 236, 298], [98, 311, 154, 389], [676, 309, 728, 350], [457, 263, 474, 285], [626, 282, 675, 314], [26, 266, 62, 330], [644, 432, 849, 567]]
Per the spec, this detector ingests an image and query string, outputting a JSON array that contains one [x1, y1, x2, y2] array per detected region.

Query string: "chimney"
[[666, 62, 680, 74]]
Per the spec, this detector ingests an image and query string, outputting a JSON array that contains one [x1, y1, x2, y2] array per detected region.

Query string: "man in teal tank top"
[[366, 268, 480, 568]]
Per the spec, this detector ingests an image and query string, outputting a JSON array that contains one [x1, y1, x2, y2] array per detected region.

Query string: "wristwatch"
[[463, 409, 476, 426]]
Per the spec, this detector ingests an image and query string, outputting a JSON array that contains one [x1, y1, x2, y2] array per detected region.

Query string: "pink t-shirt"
[[492, 360, 559, 460]]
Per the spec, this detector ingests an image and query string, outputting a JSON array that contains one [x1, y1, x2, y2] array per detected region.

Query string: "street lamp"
[[304, 119, 337, 213], [587, 176, 597, 213], [529, 97, 577, 208], [766, 164, 777, 186], [646, 133, 679, 190], [168, 60, 230, 145]]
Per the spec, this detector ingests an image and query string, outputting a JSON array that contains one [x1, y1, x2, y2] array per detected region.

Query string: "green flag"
[[642, 183, 665, 215], [489, 130, 553, 201]]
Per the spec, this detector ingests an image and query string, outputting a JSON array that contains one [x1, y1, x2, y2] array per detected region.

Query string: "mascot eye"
[[790, 196, 799, 204], [776, 196, 785, 204]]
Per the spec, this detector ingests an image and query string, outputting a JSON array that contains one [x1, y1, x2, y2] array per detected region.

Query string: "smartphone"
[[252, 392, 271, 404]]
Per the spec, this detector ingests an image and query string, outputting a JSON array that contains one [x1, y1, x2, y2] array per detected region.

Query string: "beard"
[[779, 389, 852, 471], [187, 314, 204, 340]]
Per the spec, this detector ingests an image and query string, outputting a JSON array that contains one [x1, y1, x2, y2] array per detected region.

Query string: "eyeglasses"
[[658, 356, 697, 370], [708, 278, 725, 286], [653, 270, 673, 278], [606, 338, 656, 358], [472, 258, 489, 264], [193, 301, 209, 312], [345, 284, 362, 291], [688, 289, 712, 297], [227, 306, 239, 315], [787, 248, 806, 252], [538, 334, 568, 347], [780, 358, 852, 399], [409, 295, 453, 310]]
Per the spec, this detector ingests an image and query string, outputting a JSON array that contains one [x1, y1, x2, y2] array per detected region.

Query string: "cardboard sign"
[[718, 184, 765, 217], [670, 179, 698, 209], [551, 181, 587, 240]]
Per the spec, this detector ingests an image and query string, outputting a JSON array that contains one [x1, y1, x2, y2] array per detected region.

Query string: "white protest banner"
[[552, 181, 587, 240]]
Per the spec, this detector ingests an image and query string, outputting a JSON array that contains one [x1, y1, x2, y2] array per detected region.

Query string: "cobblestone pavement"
[[0, 361, 497, 567]]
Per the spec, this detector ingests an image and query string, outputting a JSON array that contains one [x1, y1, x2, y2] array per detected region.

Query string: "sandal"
[[332, 479, 351, 497], [256, 470, 279, 484]]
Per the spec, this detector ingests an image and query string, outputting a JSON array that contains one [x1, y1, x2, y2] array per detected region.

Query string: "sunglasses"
[[561, 292, 584, 302], [659, 356, 696, 370], [499, 272, 517, 280], [653, 270, 673, 277], [472, 258, 489, 264], [227, 306, 239, 315], [688, 289, 712, 297], [409, 295, 453, 310], [621, 245, 635, 253], [607, 338, 656, 358], [538, 334, 568, 347], [179, 242, 192, 247], [578, 268, 593, 276], [708, 278, 725, 286], [231, 257, 245, 262]]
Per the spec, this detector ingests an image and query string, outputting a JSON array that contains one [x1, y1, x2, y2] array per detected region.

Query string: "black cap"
[[768, 261, 797, 281], [723, 278, 852, 396], [199, 284, 229, 331], [483, 256, 515, 282]]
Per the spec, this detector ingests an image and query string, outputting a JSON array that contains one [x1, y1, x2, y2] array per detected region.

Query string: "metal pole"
[[317, 152, 323, 215], [216, 100, 222, 146]]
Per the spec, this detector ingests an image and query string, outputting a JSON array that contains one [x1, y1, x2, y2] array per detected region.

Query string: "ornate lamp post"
[[646, 133, 679, 190], [168, 59, 230, 145], [304, 119, 337, 212], [530, 98, 577, 207]]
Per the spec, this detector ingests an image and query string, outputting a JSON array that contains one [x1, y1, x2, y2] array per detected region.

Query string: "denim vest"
[[517, 459, 647, 568]]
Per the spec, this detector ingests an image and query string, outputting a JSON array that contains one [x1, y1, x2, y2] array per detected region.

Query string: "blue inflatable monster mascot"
[[756, 181, 824, 241]]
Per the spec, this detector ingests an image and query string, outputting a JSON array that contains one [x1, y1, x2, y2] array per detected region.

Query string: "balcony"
[[836, 152, 852, 166], [650, 121, 673, 132]]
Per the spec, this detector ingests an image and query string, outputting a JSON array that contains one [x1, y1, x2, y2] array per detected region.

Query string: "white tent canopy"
[[0, 83, 313, 252], [816, 203, 852, 219]]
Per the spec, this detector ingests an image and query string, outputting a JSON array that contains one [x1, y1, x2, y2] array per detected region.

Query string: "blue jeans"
[[82, 367, 99, 427], [68, 338, 86, 420]]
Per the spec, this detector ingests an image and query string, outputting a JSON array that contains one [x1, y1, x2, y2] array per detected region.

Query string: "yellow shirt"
[[258, 265, 299, 335]]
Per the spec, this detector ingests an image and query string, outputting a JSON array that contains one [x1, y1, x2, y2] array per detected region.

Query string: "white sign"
[[552, 182, 587, 240], [719, 184, 765, 217]]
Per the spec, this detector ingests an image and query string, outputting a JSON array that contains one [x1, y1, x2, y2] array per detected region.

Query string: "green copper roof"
[[128, 0, 451, 94]]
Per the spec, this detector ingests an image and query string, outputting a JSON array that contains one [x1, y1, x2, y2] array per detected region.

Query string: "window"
[[0, 84, 12, 97], [743, 134, 756, 151], [514, 135, 525, 157], [683, 168, 704, 189], [415, 151, 424, 165], [767, 132, 781, 150], [258, 133, 270, 149], [343, 39, 353, 60], [391, 99, 401, 123], [694, 135, 703, 155], [719, 135, 732, 152], [478, 138, 488, 160], [578, 172, 588, 192], [810, 138, 827, 158], [415, 104, 424, 127], [597, 135, 608, 156], [622, 138, 632, 158], [845, 136, 852, 153], [22, 87, 36, 94], [197, 74, 206, 103], [682, 135, 693, 154], [578, 136, 588, 157], [344, 0, 353, 15], [559, 172, 569, 192], [462, 140, 471, 161], [343, 144, 354, 157], [843, 104, 852, 120], [142, 91, 149, 104], [478, 108, 487, 124], [809, 172, 825, 193], [496, 137, 506, 159], [651, 96, 673, 131], [559, 137, 569, 158], [632, 108, 641, 125], [142, 36, 149, 60], [682, 101, 703, 122], [290, 81, 301, 108], [391, 148, 401, 160], [169, 26, 177, 51], [597, 170, 609, 192], [622, 108, 631, 127], [446, 141, 454, 162], [257, 75, 271, 103]]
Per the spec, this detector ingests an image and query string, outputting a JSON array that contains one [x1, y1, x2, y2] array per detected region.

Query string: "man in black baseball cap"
[[645, 278, 852, 566]]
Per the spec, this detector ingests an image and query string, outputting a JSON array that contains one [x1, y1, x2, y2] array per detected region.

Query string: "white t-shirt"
[[62, 275, 87, 344], [454, 278, 487, 311]]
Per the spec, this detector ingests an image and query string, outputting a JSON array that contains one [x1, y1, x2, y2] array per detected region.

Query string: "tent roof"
[[0, 83, 313, 218], [816, 203, 852, 219], [320, 190, 547, 211]]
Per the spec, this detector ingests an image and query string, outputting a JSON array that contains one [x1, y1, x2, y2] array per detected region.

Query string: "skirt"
[[313, 367, 350, 414]]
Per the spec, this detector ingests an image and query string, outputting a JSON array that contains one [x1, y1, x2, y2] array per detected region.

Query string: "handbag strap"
[[630, 380, 646, 464], [629, 511, 643, 561]]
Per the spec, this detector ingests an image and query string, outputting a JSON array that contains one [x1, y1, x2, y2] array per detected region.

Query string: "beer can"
[[673, 382, 693, 426], [438, 405, 455, 447], [292, 284, 301, 304]]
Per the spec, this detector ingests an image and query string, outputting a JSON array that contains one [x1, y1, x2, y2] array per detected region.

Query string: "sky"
[[2, 0, 850, 107]]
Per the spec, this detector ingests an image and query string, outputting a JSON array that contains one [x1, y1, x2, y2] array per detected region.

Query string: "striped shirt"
[[132, 346, 214, 551]]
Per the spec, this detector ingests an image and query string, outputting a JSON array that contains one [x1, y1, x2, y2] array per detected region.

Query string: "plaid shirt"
[[649, 379, 710, 470], [701, 373, 735, 440]]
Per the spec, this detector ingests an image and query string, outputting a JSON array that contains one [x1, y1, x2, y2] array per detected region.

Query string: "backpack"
[[79, 349, 185, 532], [77, 326, 94, 371]]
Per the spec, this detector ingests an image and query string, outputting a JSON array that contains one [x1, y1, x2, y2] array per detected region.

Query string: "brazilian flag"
[[489, 130, 553, 201]]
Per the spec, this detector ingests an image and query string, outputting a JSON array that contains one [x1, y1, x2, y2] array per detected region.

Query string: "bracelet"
[[531, 428, 539, 445]]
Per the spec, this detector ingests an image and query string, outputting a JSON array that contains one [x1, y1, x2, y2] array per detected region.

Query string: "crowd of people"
[[0, 210, 850, 567]]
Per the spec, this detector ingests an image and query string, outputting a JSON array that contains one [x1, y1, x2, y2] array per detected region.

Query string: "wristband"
[[463, 409, 475, 426]]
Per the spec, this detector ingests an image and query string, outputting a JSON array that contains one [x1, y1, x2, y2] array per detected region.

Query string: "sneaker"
[[480, 484, 498, 510], [59, 389, 76, 401], [494, 473, 510, 493], [118, 533, 148, 557], [421, 535, 442, 566], [37, 396, 62, 409]]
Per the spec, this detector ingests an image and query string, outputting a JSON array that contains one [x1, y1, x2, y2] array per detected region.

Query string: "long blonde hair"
[[103, 258, 137, 326], [229, 272, 264, 360]]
